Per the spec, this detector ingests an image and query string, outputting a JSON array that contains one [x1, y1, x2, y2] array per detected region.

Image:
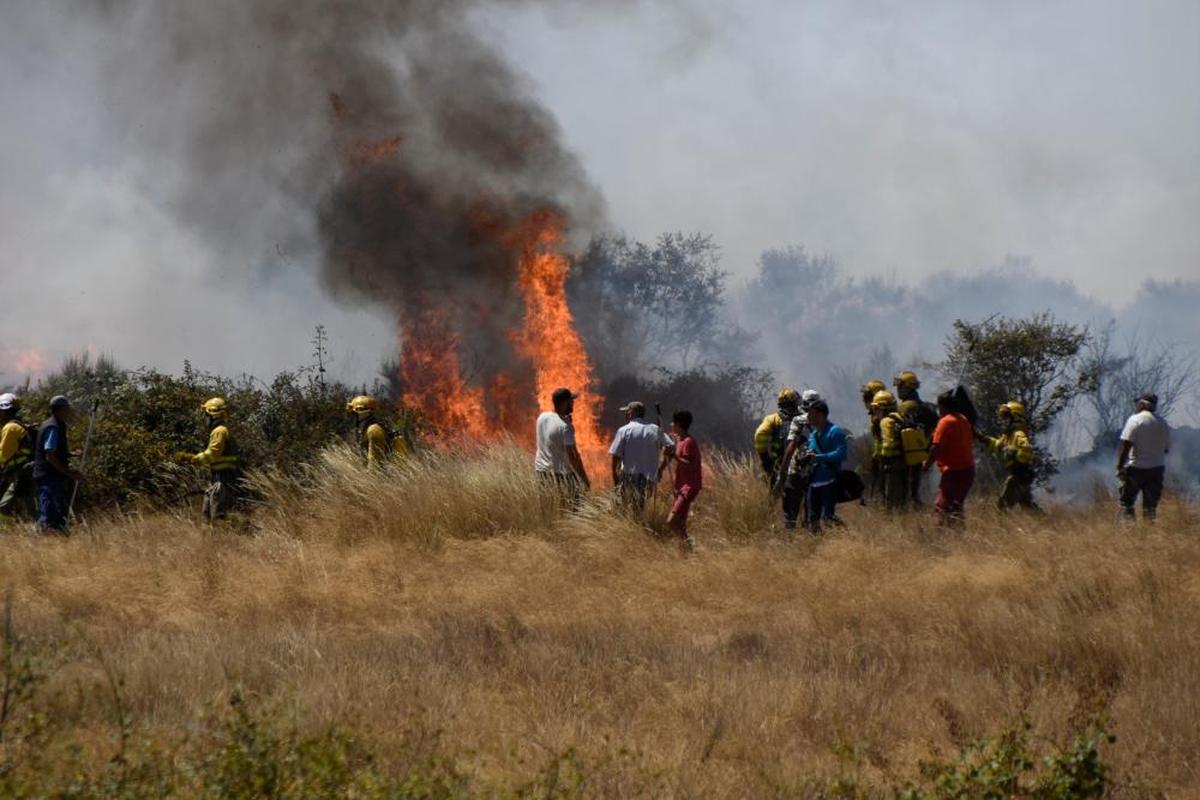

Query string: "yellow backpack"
[[899, 421, 930, 466]]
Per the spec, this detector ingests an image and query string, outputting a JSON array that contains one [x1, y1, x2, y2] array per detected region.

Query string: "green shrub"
[[897, 720, 1113, 800], [8, 354, 422, 513]]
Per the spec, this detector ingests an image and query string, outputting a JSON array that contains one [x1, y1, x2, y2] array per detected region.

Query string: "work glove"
[[1115, 466, 1127, 480], [173, 451, 193, 464], [759, 452, 774, 476]]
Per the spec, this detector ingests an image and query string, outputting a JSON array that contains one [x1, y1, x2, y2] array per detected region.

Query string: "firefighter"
[[860, 380, 887, 502], [347, 395, 399, 469], [0, 393, 37, 524], [185, 397, 241, 523], [755, 388, 801, 485], [976, 401, 1039, 512], [872, 390, 908, 511], [893, 371, 938, 506]]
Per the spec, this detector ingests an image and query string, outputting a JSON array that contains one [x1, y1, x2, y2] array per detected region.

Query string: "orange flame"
[[511, 210, 606, 472], [334, 130, 607, 465], [399, 304, 491, 436], [0, 347, 50, 380]]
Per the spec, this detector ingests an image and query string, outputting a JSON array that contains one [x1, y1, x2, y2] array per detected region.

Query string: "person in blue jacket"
[[803, 400, 847, 533]]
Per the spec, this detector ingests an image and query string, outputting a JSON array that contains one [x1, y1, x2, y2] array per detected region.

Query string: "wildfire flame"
[[0, 347, 50, 380], [399, 210, 606, 469], [511, 210, 604, 457], [400, 301, 492, 434], [334, 128, 607, 471]]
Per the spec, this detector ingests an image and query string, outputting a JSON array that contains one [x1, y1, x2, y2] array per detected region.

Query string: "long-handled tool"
[[68, 398, 100, 522], [648, 402, 663, 522]]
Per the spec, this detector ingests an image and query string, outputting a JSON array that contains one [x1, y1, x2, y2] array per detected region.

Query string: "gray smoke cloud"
[[0, 0, 608, 390], [2, 0, 1194, 410], [95, 1, 605, 400]]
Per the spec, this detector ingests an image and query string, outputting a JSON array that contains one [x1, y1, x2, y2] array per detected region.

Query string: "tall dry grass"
[[1, 443, 1197, 796]]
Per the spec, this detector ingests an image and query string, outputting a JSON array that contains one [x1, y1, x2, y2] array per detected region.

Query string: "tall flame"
[[335, 133, 606, 464], [393, 208, 607, 476], [512, 210, 604, 458]]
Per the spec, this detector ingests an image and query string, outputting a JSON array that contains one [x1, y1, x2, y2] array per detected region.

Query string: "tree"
[[569, 233, 750, 378], [1080, 323, 1198, 450], [599, 365, 774, 452], [941, 314, 1092, 482]]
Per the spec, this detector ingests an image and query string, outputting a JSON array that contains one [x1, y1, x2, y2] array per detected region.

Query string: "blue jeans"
[[805, 481, 837, 531], [37, 476, 68, 532]]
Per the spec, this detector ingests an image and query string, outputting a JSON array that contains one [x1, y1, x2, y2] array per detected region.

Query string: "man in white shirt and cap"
[[1116, 392, 1171, 522], [534, 387, 590, 504], [609, 400, 673, 514]]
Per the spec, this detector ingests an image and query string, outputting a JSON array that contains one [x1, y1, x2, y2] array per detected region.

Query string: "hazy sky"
[[486, 0, 1199, 295], [1, 0, 1196, 384]]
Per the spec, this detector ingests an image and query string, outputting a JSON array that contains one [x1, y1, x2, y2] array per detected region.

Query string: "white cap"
[[801, 389, 822, 405], [0, 393, 16, 411]]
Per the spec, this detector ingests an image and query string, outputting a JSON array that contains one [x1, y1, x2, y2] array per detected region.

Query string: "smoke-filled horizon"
[[1, 1, 1196, 400]]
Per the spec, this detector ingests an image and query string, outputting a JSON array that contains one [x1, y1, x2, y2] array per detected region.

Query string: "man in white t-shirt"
[[534, 387, 590, 501], [608, 400, 673, 513], [1116, 392, 1171, 521]]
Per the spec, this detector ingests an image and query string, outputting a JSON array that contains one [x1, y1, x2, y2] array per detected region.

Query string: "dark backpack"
[[834, 470, 865, 504]]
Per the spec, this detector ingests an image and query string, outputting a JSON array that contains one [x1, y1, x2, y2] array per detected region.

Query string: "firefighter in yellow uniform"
[[872, 390, 910, 510], [977, 401, 1040, 512], [0, 393, 37, 524], [860, 380, 887, 502], [347, 395, 403, 469], [189, 397, 241, 522], [754, 388, 801, 485], [893, 371, 938, 506]]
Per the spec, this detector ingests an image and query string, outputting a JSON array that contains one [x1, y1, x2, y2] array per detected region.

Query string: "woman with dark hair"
[[923, 391, 976, 528]]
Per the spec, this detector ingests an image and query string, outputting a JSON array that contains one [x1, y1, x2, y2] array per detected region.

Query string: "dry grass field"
[[2, 445, 1198, 797]]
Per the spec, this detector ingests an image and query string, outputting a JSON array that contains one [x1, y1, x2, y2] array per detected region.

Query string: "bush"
[[897, 720, 1112, 799], [7, 354, 421, 512]]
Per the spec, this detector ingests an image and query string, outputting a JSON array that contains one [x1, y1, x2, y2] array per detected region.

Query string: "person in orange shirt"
[[923, 390, 976, 528]]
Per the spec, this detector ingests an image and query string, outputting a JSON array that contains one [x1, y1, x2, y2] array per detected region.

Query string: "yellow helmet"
[[777, 388, 801, 409], [201, 397, 229, 419], [870, 389, 897, 411], [861, 379, 886, 406], [997, 401, 1026, 423], [345, 395, 376, 419], [894, 371, 920, 391], [898, 399, 920, 417]]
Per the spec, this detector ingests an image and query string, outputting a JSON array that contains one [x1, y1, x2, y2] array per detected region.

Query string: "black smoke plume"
[[87, 0, 605, 415]]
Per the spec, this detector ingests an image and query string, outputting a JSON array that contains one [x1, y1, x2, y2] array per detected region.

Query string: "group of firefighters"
[[0, 369, 1173, 536], [0, 391, 396, 533], [754, 370, 1040, 530]]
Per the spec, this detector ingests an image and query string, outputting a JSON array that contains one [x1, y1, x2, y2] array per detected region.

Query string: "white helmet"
[[800, 389, 822, 408], [0, 393, 16, 411]]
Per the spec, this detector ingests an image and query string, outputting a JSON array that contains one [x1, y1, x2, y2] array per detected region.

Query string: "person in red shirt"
[[923, 390, 976, 528], [659, 409, 701, 552]]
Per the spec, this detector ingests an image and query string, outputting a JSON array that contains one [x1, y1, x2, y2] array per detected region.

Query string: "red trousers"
[[934, 467, 975, 527]]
